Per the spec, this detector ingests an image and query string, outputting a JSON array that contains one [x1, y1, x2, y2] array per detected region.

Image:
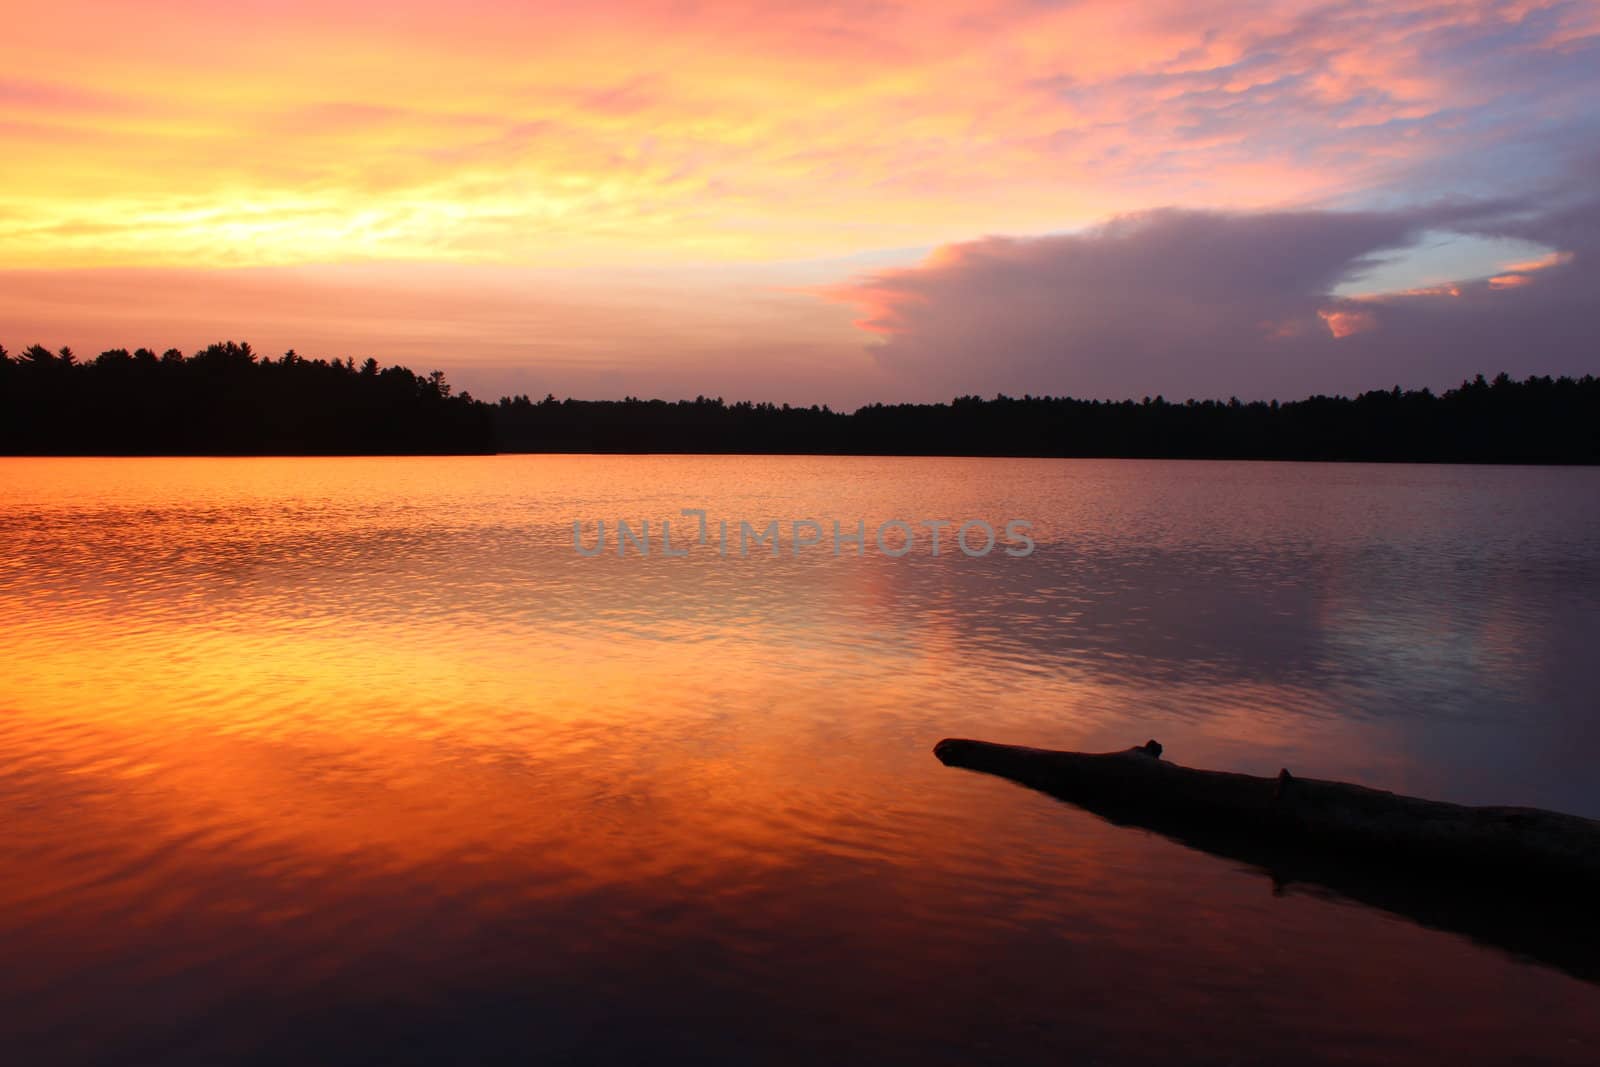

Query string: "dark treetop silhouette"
[[2, 341, 1597, 461], [0, 342, 494, 455]]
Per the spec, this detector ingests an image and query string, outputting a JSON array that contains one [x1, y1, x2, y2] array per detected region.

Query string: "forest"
[[0, 342, 494, 455], [3, 341, 1596, 463]]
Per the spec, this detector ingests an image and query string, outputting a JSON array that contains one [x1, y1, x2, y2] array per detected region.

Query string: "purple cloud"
[[826, 179, 1599, 402]]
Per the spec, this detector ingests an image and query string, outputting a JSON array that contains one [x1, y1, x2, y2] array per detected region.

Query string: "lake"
[[2, 455, 1598, 1065]]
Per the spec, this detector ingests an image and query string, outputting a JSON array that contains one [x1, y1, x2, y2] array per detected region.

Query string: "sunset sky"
[[5, 0, 1597, 405]]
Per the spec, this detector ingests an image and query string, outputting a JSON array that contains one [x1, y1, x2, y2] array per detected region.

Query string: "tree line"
[[3, 341, 1597, 462], [0, 342, 494, 454]]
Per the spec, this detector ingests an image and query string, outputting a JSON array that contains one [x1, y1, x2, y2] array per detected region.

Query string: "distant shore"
[[4, 342, 1596, 464]]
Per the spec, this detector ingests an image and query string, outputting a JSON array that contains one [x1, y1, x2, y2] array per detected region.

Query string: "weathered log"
[[935, 738, 1600, 882], [935, 737, 1600, 983]]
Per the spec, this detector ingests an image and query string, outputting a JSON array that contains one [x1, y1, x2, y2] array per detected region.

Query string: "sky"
[[3, 0, 1597, 405]]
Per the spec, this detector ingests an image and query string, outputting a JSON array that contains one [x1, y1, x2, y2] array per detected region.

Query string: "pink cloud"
[[7, 1, 1599, 268], [1318, 308, 1378, 338]]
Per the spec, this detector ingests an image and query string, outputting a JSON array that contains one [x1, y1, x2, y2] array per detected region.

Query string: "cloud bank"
[[824, 176, 1600, 401]]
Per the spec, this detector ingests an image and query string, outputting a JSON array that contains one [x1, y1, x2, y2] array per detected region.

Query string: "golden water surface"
[[3, 456, 1598, 1065]]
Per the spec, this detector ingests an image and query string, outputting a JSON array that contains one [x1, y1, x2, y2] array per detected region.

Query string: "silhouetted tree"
[[0, 340, 493, 455], [1, 343, 1595, 461]]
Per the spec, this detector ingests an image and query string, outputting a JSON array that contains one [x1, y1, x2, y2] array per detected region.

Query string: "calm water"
[[2, 456, 1599, 1065]]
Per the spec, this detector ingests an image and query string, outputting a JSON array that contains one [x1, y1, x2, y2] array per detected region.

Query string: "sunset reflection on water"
[[3, 456, 1599, 1064]]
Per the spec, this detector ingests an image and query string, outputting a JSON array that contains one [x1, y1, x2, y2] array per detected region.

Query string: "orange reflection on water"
[[3, 456, 1600, 1063]]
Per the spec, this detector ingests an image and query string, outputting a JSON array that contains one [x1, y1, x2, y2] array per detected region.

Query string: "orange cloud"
[[1499, 250, 1576, 274], [1318, 308, 1379, 338], [5, 1, 1592, 270], [1485, 248, 1576, 289]]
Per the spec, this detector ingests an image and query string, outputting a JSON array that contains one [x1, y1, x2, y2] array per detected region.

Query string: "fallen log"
[[935, 737, 1600, 983], [935, 738, 1600, 882]]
